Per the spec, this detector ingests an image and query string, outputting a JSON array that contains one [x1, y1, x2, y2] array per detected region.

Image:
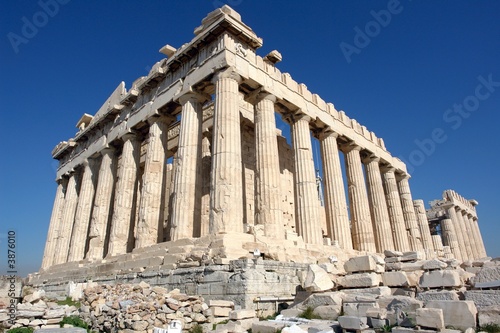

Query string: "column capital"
[[245, 88, 276, 105], [396, 172, 411, 181], [146, 115, 175, 126], [212, 66, 242, 84], [176, 90, 211, 105], [380, 164, 396, 174], [361, 153, 380, 164], [100, 146, 116, 156], [318, 127, 339, 140], [340, 142, 361, 154], [283, 111, 311, 124], [121, 131, 140, 142]]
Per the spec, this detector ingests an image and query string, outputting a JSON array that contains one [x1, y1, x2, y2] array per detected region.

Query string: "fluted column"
[[162, 163, 174, 242], [458, 209, 475, 260], [441, 218, 461, 259], [364, 156, 394, 252], [382, 167, 410, 252], [290, 114, 322, 245], [471, 216, 486, 257], [200, 136, 211, 237], [343, 144, 376, 252], [107, 133, 141, 256], [67, 158, 98, 262], [210, 69, 244, 234], [135, 117, 169, 248], [87, 148, 117, 260], [53, 171, 80, 265], [445, 206, 465, 261], [254, 92, 284, 238], [413, 200, 434, 252], [432, 234, 444, 257], [41, 177, 68, 269], [397, 175, 423, 251], [319, 130, 352, 249]]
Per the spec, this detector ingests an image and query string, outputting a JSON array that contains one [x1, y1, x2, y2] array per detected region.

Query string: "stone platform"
[[29, 232, 360, 310]]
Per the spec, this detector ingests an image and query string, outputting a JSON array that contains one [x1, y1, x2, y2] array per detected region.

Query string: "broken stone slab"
[[344, 255, 384, 273], [302, 292, 343, 308], [422, 259, 448, 270], [365, 308, 387, 319], [212, 307, 232, 317], [377, 296, 423, 318], [416, 290, 459, 303], [229, 309, 256, 320], [208, 300, 234, 308], [473, 266, 500, 284], [465, 290, 500, 308], [368, 317, 388, 329], [384, 250, 403, 258], [400, 252, 425, 262], [473, 280, 500, 288], [252, 321, 286, 333], [416, 308, 444, 330], [419, 270, 461, 288], [338, 273, 381, 288], [382, 271, 409, 287], [338, 316, 369, 330], [343, 302, 378, 317], [426, 300, 477, 331], [34, 329, 87, 333], [472, 257, 492, 267], [341, 286, 391, 297], [478, 305, 500, 326], [303, 264, 334, 292]]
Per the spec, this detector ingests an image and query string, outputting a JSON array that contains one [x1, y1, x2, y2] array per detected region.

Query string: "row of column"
[[42, 67, 450, 269], [441, 206, 486, 261]]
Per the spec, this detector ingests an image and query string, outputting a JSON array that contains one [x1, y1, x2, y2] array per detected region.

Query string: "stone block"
[[338, 273, 381, 288], [419, 270, 461, 288], [426, 300, 477, 331], [229, 309, 256, 320], [416, 308, 444, 329], [280, 308, 302, 317], [406, 270, 423, 287], [235, 318, 259, 331], [382, 271, 409, 287], [416, 290, 459, 303], [251, 321, 286, 333], [302, 292, 343, 308], [377, 296, 423, 314], [399, 261, 425, 271], [342, 286, 391, 297], [385, 262, 403, 271], [391, 288, 415, 297], [368, 318, 388, 329], [366, 308, 387, 319], [212, 307, 232, 317], [338, 316, 369, 330], [478, 305, 500, 326], [303, 264, 334, 292], [34, 329, 87, 333], [208, 300, 234, 308], [343, 302, 378, 317], [344, 256, 378, 273], [465, 290, 500, 308], [473, 266, 500, 284], [312, 304, 341, 320], [401, 252, 425, 262]]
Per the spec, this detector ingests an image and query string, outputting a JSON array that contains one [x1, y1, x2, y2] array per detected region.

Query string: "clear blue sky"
[[1, 1, 499, 276]]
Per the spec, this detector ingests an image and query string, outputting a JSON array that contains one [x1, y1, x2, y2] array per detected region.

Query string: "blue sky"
[[1, 1, 499, 276]]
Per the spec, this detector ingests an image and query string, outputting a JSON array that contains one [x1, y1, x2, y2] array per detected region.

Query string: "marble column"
[[67, 158, 98, 262], [291, 114, 322, 245], [162, 163, 174, 242], [397, 175, 423, 251], [458, 209, 475, 260], [200, 136, 211, 237], [135, 117, 169, 248], [382, 167, 410, 252], [343, 144, 376, 252], [471, 216, 487, 257], [171, 93, 206, 240], [53, 171, 80, 265], [445, 206, 465, 261], [319, 130, 352, 250], [41, 177, 68, 269], [363, 156, 394, 252], [107, 132, 141, 256], [413, 200, 434, 253], [87, 147, 117, 260], [441, 218, 461, 259], [209, 69, 244, 234], [254, 92, 284, 238], [432, 234, 444, 257]]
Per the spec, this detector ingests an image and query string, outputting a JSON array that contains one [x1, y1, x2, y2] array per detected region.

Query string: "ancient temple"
[[39, 5, 487, 278]]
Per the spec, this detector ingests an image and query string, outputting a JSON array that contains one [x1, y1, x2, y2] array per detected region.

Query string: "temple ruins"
[[32, 6, 487, 305]]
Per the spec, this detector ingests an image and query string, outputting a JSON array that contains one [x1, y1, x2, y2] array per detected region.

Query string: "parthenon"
[[40, 5, 487, 274]]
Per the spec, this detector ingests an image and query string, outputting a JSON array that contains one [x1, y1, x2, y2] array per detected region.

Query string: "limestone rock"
[[473, 266, 500, 285], [338, 273, 381, 288], [312, 305, 342, 320], [465, 290, 500, 308], [419, 270, 461, 288], [416, 290, 459, 303], [382, 271, 409, 287], [422, 259, 447, 270], [416, 308, 444, 329], [426, 300, 477, 331], [478, 305, 500, 326], [303, 264, 334, 292], [338, 316, 369, 330], [344, 256, 378, 273]]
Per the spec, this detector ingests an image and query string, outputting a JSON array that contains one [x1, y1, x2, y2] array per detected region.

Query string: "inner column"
[[397, 174, 423, 251], [445, 206, 465, 261]]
